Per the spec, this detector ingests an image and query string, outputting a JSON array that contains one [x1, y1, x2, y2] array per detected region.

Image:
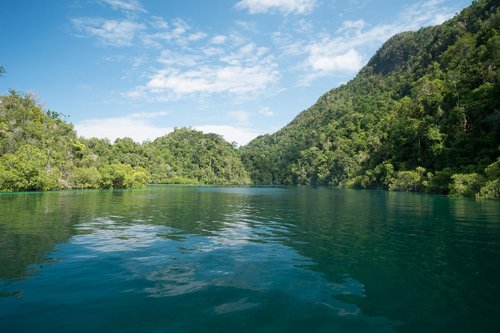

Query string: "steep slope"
[[241, 0, 499, 198]]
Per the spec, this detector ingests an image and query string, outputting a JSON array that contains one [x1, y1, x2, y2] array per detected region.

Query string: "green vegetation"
[[0, 91, 250, 191], [241, 0, 499, 199], [0, 0, 498, 199], [147, 128, 251, 185]]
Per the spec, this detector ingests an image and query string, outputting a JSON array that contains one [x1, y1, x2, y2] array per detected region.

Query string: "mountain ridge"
[[240, 0, 499, 199]]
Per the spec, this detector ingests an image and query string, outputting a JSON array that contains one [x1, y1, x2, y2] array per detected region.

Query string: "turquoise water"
[[0, 186, 499, 332]]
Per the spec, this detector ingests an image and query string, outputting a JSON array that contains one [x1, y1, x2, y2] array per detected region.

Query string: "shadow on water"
[[0, 186, 499, 332], [271, 188, 500, 332]]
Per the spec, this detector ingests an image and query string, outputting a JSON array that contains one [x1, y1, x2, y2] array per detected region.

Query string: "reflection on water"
[[0, 186, 499, 332]]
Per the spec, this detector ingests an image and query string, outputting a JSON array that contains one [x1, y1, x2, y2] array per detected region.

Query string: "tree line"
[[0, 0, 498, 199], [0, 91, 250, 191], [240, 0, 499, 200]]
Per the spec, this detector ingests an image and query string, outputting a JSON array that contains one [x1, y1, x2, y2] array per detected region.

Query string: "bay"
[[0, 186, 499, 332]]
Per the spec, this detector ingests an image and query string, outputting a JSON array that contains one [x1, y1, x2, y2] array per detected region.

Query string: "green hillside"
[[241, 0, 499, 199], [0, 91, 250, 191], [0, 0, 498, 199]]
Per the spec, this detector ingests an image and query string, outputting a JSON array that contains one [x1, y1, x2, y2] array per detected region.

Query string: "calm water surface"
[[0, 186, 499, 332]]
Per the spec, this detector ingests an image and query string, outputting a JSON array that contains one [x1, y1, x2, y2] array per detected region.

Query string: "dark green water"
[[0, 186, 499, 332]]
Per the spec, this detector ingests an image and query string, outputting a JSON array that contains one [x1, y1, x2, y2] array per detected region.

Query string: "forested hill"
[[240, 0, 499, 199], [0, 91, 250, 191], [0, 0, 498, 199]]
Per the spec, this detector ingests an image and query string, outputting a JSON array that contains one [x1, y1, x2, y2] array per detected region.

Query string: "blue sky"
[[0, 0, 471, 145]]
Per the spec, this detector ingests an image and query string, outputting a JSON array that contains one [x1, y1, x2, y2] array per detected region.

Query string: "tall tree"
[[241, 0, 499, 199]]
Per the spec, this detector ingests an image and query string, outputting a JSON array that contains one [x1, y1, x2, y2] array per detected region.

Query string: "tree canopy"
[[0, 91, 250, 191], [0, 0, 498, 199], [240, 0, 499, 199]]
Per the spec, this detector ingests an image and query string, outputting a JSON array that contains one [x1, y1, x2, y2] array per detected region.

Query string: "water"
[[0, 186, 499, 332]]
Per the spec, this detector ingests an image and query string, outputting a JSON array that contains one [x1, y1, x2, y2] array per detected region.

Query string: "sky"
[[0, 0, 471, 145]]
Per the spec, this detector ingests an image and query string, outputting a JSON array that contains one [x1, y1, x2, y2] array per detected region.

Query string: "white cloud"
[[171, 18, 189, 36], [150, 16, 168, 29], [345, 0, 373, 10], [128, 111, 169, 118], [75, 112, 171, 143], [140, 18, 207, 48], [338, 19, 366, 33], [211, 35, 227, 44], [220, 43, 269, 65], [272, 32, 303, 57], [194, 125, 264, 146], [299, 34, 365, 84], [306, 45, 363, 73], [344, 0, 459, 45], [402, 0, 457, 26], [295, 19, 313, 33], [129, 42, 279, 100], [202, 47, 225, 57], [258, 107, 274, 116], [235, 0, 316, 15], [76, 117, 266, 146], [99, 0, 147, 13], [72, 17, 144, 46], [157, 50, 200, 66], [298, 0, 461, 83], [234, 20, 259, 32], [144, 64, 278, 96], [188, 32, 207, 42], [71, 16, 205, 49], [229, 111, 251, 124]]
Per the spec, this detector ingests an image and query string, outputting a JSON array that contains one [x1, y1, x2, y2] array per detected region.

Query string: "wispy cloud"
[[258, 107, 274, 116], [401, 0, 457, 26], [99, 0, 147, 14], [136, 63, 278, 97], [75, 115, 264, 146], [75, 111, 171, 143], [235, 0, 316, 15], [298, 0, 462, 83], [128, 42, 279, 100], [305, 44, 363, 74], [69, 0, 464, 115], [128, 111, 169, 118], [194, 125, 264, 146], [140, 18, 208, 48], [229, 111, 252, 124], [211, 35, 227, 44], [72, 17, 144, 46]]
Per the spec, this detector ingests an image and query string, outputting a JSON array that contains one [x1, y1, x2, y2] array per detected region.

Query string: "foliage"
[[425, 168, 455, 194], [99, 164, 150, 189], [240, 0, 499, 199], [161, 176, 200, 185], [0, 145, 60, 191], [389, 167, 427, 192], [1, 0, 498, 199], [147, 128, 251, 185], [449, 173, 486, 197], [0, 92, 250, 192], [476, 180, 500, 199], [476, 158, 500, 199], [69, 167, 102, 189]]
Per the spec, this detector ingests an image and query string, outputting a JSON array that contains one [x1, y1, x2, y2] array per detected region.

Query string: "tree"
[[0, 145, 60, 191], [240, 0, 499, 199]]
